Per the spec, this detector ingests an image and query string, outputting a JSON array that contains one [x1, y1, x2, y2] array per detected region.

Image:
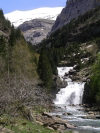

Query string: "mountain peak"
[[51, 0, 100, 33], [5, 7, 63, 27]]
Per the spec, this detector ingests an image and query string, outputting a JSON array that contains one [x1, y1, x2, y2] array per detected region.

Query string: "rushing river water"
[[53, 67, 100, 133]]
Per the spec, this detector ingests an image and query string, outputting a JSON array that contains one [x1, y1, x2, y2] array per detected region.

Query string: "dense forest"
[[0, 9, 48, 113]]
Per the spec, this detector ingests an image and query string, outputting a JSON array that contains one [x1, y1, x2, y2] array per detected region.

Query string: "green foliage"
[[0, 114, 57, 133], [39, 6, 100, 50], [0, 10, 39, 110], [47, 47, 65, 74], [0, 9, 4, 20], [0, 9, 11, 31], [96, 37, 100, 49], [38, 49, 53, 90], [11, 39, 38, 78], [0, 36, 6, 56], [89, 53, 100, 105], [9, 26, 23, 47]]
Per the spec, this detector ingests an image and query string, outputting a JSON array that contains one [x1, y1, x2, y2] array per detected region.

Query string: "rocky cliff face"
[[51, 0, 100, 33], [19, 19, 54, 45]]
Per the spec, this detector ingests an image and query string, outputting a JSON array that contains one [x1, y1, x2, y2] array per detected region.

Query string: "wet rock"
[[71, 75, 80, 81], [81, 115, 96, 119], [55, 115, 61, 118], [67, 112, 72, 116], [53, 76, 68, 89], [62, 112, 72, 116], [88, 111, 95, 115], [96, 116, 100, 119], [69, 69, 76, 76], [62, 112, 68, 116], [64, 73, 69, 77]]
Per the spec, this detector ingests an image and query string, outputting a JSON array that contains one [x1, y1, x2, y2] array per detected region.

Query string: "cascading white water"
[[53, 67, 100, 132], [54, 67, 85, 105]]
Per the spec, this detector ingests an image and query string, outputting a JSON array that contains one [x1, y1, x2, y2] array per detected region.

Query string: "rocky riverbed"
[[52, 66, 100, 133], [35, 112, 75, 131]]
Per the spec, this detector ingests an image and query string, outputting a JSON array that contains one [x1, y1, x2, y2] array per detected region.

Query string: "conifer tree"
[[38, 49, 53, 90], [0, 36, 6, 56]]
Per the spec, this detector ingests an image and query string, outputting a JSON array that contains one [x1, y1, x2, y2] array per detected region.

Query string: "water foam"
[[54, 67, 85, 105]]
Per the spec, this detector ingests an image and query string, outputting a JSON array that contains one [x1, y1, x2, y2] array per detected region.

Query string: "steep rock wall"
[[51, 0, 100, 33]]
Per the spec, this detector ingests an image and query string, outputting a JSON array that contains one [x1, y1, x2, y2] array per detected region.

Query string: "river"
[[53, 67, 100, 133]]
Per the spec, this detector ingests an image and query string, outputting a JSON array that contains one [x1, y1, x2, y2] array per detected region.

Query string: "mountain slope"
[[5, 7, 63, 27], [18, 19, 54, 45], [51, 0, 100, 33]]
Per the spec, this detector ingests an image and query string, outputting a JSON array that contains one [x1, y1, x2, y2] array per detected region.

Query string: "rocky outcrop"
[[53, 76, 68, 90], [19, 19, 54, 45], [35, 112, 75, 131], [51, 0, 100, 33]]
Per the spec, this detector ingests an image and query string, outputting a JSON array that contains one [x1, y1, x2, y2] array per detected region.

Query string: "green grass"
[[0, 114, 57, 133], [0, 114, 73, 133]]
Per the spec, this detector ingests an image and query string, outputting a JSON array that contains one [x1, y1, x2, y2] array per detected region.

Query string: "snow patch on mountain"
[[5, 7, 63, 27]]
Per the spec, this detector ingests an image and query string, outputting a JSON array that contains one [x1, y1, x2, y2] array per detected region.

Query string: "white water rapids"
[[54, 67, 85, 106], [53, 67, 100, 133]]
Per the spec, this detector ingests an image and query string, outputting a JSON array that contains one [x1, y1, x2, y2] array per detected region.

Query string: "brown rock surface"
[[35, 112, 75, 131]]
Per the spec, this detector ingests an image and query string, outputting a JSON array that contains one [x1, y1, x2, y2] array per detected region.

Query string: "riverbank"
[[0, 105, 76, 133]]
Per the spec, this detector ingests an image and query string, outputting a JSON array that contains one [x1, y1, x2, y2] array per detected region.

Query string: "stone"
[[69, 69, 76, 75], [35, 112, 76, 131], [67, 112, 72, 116], [88, 111, 95, 115], [96, 116, 100, 119], [55, 115, 61, 118], [62, 112, 72, 116], [81, 115, 96, 119], [62, 112, 68, 116], [19, 19, 54, 45], [53, 76, 68, 89]]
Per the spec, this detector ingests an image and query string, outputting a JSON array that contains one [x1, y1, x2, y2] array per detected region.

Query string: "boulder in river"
[[53, 76, 68, 89]]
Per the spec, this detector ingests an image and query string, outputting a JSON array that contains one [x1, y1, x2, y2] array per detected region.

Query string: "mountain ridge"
[[5, 7, 63, 27], [51, 0, 100, 33]]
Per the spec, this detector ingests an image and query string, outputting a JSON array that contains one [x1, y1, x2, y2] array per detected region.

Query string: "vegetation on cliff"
[[83, 53, 100, 106], [38, 6, 100, 106]]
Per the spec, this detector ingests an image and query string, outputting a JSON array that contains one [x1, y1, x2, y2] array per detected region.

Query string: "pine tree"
[[0, 36, 6, 56], [38, 49, 53, 90], [9, 26, 16, 47]]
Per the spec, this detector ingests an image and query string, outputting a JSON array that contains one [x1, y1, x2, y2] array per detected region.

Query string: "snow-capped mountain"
[[5, 7, 63, 27]]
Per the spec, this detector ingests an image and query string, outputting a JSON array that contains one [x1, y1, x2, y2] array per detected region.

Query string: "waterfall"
[[54, 67, 85, 106], [53, 67, 100, 132]]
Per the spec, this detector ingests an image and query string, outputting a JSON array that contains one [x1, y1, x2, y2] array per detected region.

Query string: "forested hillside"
[[38, 6, 100, 106], [0, 9, 53, 114], [0, 9, 58, 133]]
